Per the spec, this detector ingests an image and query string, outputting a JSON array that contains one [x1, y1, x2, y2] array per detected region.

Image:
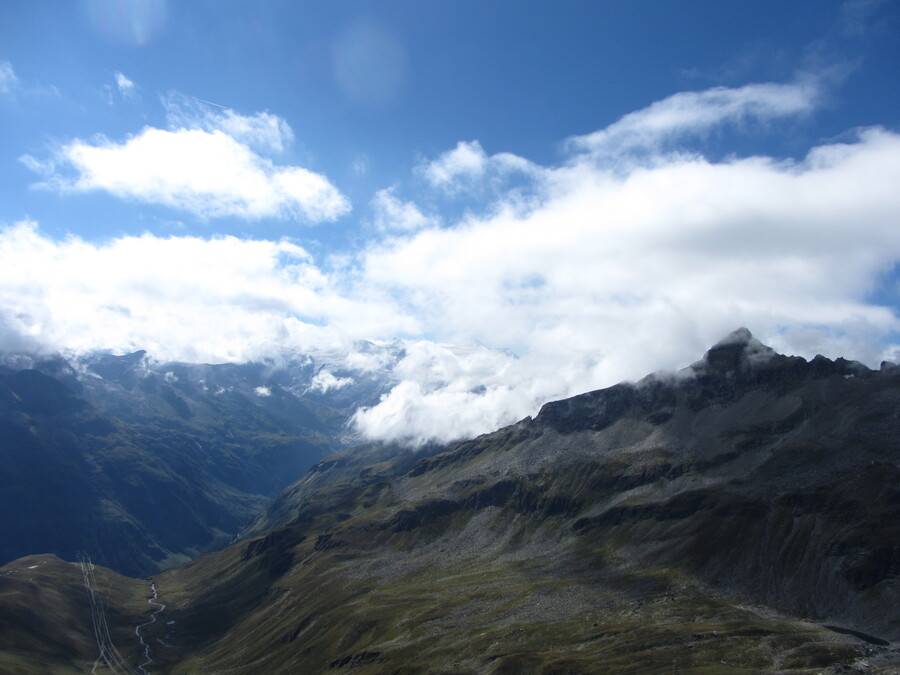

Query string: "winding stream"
[[135, 582, 165, 675]]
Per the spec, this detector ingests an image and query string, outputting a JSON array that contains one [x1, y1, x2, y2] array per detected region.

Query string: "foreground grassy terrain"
[[149, 529, 891, 674], [0, 554, 149, 673], [2, 474, 897, 672], [17, 499, 889, 673]]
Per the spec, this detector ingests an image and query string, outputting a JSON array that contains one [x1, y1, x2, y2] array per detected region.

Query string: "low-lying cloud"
[[4, 82, 900, 446]]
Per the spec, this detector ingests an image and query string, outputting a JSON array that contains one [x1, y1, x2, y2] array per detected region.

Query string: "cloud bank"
[[0, 221, 403, 362], [4, 82, 900, 445]]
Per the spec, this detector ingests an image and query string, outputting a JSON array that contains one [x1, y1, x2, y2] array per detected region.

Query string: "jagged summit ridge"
[[534, 328, 872, 433], [715, 326, 755, 345], [691, 327, 875, 379], [694, 326, 778, 373]]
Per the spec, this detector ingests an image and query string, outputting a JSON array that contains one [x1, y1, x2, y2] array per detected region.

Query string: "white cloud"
[[568, 81, 818, 158], [163, 93, 294, 154], [4, 82, 900, 447], [254, 386, 272, 397], [421, 140, 540, 194], [0, 59, 59, 100], [0, 60, 18, 94], [23, 127, 348, 223], [309, 369, 353, 393], [351, 124, 900, 444], [370, 188, 436, 232], [423, 140, 488, 186], [0, 221, 385, 362], [21, 99, 348, 223], [114, 71, 136, 97], [352, 341, 530, 445], [343, 343, 405, 373]]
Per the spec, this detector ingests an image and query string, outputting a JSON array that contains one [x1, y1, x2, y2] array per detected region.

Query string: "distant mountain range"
[[0, 347, 396, 576], [0, 329, 898, 673]]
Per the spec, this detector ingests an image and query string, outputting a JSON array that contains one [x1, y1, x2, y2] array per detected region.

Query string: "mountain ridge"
[[1, 329, 898, 672], [135, 330, 900, 672]]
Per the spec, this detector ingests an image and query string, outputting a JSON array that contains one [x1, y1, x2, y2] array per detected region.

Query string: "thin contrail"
[[194, 96, 228, 109]]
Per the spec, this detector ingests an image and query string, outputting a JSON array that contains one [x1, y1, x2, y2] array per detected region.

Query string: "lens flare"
[[332, 20, 408, 109], [82, 0, 167, 46]]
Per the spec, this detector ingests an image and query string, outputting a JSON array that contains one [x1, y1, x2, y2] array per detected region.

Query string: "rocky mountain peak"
[[533, 328, 873, 435], [692, 327, 778, 375]]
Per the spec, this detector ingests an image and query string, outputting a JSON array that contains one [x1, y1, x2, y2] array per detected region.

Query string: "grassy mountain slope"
[[1, 331, 898, 672], [0, 554, 149, 673]]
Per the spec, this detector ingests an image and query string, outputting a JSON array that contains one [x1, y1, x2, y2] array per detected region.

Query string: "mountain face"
[[0, 349, 393, 576], [1, 330, 899, 673]]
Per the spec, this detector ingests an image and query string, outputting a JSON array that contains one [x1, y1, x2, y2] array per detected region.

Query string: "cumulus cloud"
[[369, 126, 900, 353], [352, 341, 533, 445], [351, 122, 900, 444], [4, 81, 900, 446], [0, 60, 18, 94], [422, 140, 488, 186], [421, 140, 541, 194], [21, 99, 349, 223]]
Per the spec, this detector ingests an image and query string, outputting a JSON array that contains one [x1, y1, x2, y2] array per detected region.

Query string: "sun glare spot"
[[331, 20, 408, 109]]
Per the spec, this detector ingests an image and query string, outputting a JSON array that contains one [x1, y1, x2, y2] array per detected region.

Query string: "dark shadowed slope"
[[0, 349, 392, 576]]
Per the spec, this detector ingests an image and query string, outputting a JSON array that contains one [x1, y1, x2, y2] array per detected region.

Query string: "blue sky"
[[2, 0, 900, 443]]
